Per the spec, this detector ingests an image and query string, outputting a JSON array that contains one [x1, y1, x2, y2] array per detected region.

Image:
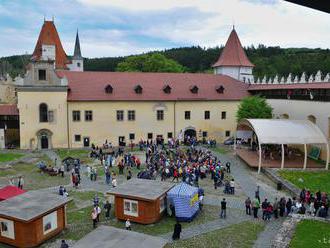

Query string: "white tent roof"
[[239, 119, 328, 145]]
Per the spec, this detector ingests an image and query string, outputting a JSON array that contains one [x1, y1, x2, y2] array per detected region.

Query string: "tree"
[[236, 96, 273, 122], [116, 53, 185, 72]]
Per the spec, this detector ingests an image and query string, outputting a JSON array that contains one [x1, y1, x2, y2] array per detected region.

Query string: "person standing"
[[60, 240, 69, 248], [261, 199, 269, 220], [220, 198, 227, 218], [17, 176, 24, 189], [91, 209, 98, 228], [172, 221, 182, 240], [125, 219, 131, 230], [245, 197, 252, 215], [252, 197, 260, 218], [255, 186, 260, 203], [104, 200, 111, 221]]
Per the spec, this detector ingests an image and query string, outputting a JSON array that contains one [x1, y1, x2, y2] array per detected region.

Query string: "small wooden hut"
[[0, 191, 71, 247], [106, 178, 174, 224]]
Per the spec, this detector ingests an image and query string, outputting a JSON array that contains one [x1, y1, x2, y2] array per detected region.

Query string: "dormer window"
[[134, 85, 143, 94], [105, 84, 113, 94], [190, 85, 199, 94], [38, 69, 46, 81], [163, 85, 171, 94], [216, 85, 225, 94]]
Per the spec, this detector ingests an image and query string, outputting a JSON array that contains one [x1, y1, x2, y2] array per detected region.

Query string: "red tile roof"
[[0, 104, 19, 116], [56, 71, 250, 101], [213, 28, 254, 68], [31, 21, 70, 70], [248, 82, 330, 91]]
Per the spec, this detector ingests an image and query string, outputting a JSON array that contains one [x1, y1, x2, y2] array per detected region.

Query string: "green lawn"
[[278, 170, 330, 193], [56, 149, 93, 163], [58, 204, 219, 241], [165, 221, 264, 248], [0, 156, 70, 190], [210, 146, 229, 154], [0, 153, 25, 163], [290, 220, 330, 248]]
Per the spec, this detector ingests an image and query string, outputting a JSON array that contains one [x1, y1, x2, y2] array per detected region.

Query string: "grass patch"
[[290, 220, 330, 248], [210, 146, 229, 154], [56, 149, 93, 164], [278, 170, 330, 193], [57, 204, 219, 241], [165, 220, 264, 248], [0, 153, 25, 163], [0, 156, 70, 190]]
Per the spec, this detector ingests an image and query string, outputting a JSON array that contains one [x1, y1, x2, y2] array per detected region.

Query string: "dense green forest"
[[1, 45, 330, 79]]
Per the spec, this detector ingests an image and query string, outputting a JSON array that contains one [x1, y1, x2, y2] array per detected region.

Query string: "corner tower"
[[213, 27, 254, 83], [69, 30, 84, 72]]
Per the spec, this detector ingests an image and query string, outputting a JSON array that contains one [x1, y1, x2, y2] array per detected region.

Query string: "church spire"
[[73, 30, 82, 60]]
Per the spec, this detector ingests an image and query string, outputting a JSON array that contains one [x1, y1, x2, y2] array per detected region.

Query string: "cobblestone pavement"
[[40, 147, 289, 247], [207, 147, 290, 248]]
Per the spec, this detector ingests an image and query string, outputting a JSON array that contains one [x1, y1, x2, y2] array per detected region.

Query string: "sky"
[[0, 0, 329, 58]]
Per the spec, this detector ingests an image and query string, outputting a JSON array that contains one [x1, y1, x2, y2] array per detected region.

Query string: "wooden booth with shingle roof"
[[0, 191, 71, 248], [106, 178, 174, 224]]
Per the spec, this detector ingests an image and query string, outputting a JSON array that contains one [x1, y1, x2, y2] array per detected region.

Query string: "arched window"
[[39, 103, 48, 122], [307, 115, 316, 124]]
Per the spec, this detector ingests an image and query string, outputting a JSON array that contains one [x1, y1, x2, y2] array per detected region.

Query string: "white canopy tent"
[[236, 119, 329, 173]]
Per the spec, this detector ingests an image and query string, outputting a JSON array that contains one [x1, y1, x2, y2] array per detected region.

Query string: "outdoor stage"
[[236, 148, 324, 169]]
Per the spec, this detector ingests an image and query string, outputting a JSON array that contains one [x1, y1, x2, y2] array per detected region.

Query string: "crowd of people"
[[244, 186, 329, 220]]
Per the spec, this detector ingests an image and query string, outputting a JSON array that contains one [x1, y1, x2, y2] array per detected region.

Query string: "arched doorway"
[[307, 115, 316, 124], [41, 135, 48, 149], [184, 127, 196, 144], [36, 129, 53, 149]]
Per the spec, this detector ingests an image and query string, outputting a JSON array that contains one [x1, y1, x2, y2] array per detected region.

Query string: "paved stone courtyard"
[[0, 147, 292, 247]]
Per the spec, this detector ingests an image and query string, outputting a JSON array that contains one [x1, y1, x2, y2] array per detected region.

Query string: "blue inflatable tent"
[[167, 182, 199, 221]]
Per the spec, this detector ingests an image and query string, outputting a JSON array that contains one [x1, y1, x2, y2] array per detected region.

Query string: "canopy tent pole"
[[303, 144, 307, 170], [326, 143, 329, 170], [258, 143, 262, 174], [281, 144, 285, 170], [233, 130, 237, 151]]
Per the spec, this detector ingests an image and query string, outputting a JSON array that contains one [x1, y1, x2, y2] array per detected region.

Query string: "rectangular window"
[[0, 218, 15, 240], [38, 69, 46, 81], [48, 110, 54, 122], [159, 196, 166, 213], [204, 111, 210, 120], [43, 211, 58, 235], [85, 110, 93, 121], [167, 132, 173, 139], [74, 135, 81, 142], [148, 133, 153, 139], [225, 130, 231, 137], [128, 110, 135, 121], [72, 111, 80, 122], [202, 131, 208, 137], [116, 110, 124, 121], [185, 111, 191, 120], [157, 110, 164, 121], [124, 199, 138, 217], [221, 111, 227, 120], [129, 133, 135, 140]]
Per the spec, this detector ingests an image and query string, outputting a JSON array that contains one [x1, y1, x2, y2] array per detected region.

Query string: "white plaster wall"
[[214, 66, 253, 83], [68, 59, 84, 72]]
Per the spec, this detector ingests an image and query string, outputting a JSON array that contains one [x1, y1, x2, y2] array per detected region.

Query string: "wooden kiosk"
[[107, 178, 174, 224], [0, 191, 71, 247]]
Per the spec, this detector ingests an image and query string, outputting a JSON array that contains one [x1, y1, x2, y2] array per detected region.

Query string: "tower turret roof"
[[213, 28, 254, 68], [31, 20, 70, 69], [73, 30, 82, 60]]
